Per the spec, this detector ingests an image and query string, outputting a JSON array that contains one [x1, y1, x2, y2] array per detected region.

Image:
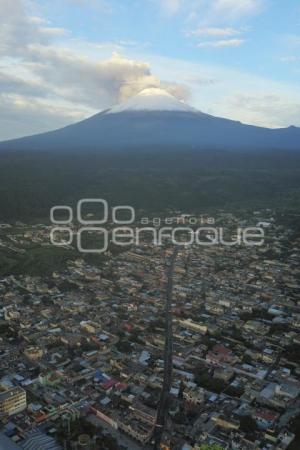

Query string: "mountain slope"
[[0, 88, 299, 151]]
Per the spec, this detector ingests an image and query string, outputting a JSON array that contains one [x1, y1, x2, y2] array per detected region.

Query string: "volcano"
[[0, 87, 299, 151]]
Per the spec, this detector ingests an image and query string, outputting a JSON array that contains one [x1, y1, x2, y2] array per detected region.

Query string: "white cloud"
[[0, 93, 89, 141], [0, 0, 298, 140], [23, 47, 189, 107], [0, 71, 46, 97], [224, 92, 300, 128], [188, 27, 241, 37], [159, 0, 182, 16], [0, 46, 189, 139], [210, 0, 265, 22], [0, 0, 66, 57], [182, 0, 265, 50], [156, 0, 266, 23], [197, 38, 245, 48], [280, 56, 300, 63], [0, 0, 189, 139], [65, 0, 113, 13], [143, 53, 300, 128]]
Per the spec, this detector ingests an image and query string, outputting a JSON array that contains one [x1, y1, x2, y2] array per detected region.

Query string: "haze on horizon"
[[1, 0, 300, 141]]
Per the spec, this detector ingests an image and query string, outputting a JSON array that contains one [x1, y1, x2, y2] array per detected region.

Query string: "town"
[[0, 208, 299, 450]]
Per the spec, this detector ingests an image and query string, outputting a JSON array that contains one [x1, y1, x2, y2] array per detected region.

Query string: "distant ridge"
[[0, 87, 299, 151]]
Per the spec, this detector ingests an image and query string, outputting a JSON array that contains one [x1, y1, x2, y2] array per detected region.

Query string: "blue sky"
[[1, 0, 300, 139]]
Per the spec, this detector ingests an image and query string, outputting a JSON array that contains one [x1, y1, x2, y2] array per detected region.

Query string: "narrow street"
[[153, 247, 179, 450]]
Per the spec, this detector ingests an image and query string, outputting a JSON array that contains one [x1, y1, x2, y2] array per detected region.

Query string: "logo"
[[50, 199, 265, 253]]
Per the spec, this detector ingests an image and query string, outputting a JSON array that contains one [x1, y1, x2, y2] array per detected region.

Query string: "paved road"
[[153, 247, 179, 450]]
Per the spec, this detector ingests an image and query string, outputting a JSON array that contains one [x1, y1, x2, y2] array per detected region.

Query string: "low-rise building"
[[0, 387, 27, 416]]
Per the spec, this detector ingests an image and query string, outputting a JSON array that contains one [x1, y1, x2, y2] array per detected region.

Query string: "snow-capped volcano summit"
[[107, 87, 196, 114], [0, 87, 299, 152]]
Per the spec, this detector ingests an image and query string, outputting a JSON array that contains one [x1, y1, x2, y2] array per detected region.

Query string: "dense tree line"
[[0, 148, 300, 221]]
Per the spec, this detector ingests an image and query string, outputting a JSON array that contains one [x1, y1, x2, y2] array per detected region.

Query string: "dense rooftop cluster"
[[0, 209, 299, 449]]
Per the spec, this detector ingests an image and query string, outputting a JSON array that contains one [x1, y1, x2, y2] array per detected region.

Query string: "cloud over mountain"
[[0, 0, 189, 139], [0, 0, 299, 140]]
